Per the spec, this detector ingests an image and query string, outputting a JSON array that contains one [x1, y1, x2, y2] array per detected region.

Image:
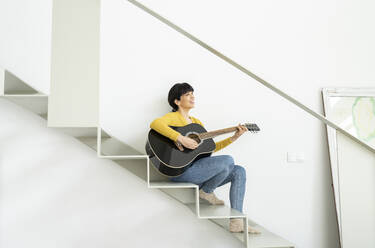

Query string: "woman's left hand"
[[231, 123, 248, 142]]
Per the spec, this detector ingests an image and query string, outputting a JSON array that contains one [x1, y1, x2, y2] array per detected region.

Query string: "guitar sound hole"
[[187, 133, 201, 144]]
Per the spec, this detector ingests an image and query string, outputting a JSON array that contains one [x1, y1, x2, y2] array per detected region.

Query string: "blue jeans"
[[169, 155, 246, 213]]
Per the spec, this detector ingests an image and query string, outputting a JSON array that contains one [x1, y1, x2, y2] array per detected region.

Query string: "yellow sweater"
[[150, 111, 232, 153]]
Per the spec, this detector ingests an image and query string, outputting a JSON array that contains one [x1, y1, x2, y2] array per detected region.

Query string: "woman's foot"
[[229, 218, 261, 234], [199, 189, 225, 205]]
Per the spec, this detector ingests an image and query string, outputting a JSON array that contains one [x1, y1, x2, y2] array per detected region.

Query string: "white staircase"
[[0, 68, 294, 248]]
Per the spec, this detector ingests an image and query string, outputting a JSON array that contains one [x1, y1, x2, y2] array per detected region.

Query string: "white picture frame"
[[322, 87, 375, 248]]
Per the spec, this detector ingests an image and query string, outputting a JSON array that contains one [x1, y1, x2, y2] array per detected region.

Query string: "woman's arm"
[[212, 123, 248, 153], [194, 117, 233, 153], [213, 137, 233, 153], [150, 115, 181, 141], [150, 114, 198, 149]]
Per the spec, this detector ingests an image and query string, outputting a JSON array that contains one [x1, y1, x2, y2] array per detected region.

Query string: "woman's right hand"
[[177, 135, 198, 149]]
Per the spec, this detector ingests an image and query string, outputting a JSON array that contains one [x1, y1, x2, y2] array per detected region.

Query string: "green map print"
[[352, 97, 375, 142]]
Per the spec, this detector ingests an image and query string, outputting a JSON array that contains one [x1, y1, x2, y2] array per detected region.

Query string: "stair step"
[[99, 155, 148, 160], [0, 94, 48, 116], [2, 93, 47, 96], [212, 218, 295, 248], [186, 203, 246, 219], [49, 127, 98, 138], [149, 181, 197, 189], [99, 136, 144, 156]]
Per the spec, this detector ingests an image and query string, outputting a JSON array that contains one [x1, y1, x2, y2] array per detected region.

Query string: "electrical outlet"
[[296, 153, 305, 162], [287, 152, 305, 163]]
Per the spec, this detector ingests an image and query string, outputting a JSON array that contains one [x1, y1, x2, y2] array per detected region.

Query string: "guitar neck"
[[199, 126, 238, 140]]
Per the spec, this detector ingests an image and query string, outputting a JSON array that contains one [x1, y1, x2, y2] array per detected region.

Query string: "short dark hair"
[[168, 82, 194, 112]]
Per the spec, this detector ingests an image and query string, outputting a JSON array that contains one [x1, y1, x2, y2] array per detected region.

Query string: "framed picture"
[[322, 88, 375, 248]]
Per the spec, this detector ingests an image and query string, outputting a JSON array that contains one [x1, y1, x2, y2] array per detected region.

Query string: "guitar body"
[[145, 123, 216, 177]]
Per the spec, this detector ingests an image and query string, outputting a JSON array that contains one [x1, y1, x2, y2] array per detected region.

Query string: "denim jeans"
[[169, 155, 246, 213]]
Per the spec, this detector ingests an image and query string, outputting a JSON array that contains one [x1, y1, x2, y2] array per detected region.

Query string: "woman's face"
[[175, 91, 195, 110]]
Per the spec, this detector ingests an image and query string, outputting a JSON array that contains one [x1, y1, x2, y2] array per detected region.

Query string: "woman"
[[150, 82, 260, 234]]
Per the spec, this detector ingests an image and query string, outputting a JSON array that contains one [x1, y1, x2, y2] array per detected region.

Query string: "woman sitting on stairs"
[[150, 82, 260, 234]]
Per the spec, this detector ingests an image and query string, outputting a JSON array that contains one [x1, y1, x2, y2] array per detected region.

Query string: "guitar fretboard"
[[199, 127, 238, 140]]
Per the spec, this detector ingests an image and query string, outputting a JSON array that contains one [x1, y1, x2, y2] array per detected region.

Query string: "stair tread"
[[100, 155, 148, 159], [212, 218, 294, 248], [1, 94, 48, 115], [186, 203, 247, 219], [2, 93, 47, 97], [149, 181, 198, 188]]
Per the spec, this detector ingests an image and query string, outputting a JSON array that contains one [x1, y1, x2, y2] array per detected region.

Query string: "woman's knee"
[[216, 155, 235, 172], [233, 165, 246, 181], [220, 155, 234, 166]]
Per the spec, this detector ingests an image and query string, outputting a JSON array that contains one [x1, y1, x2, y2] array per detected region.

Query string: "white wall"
[[100, 1, 375, 248], [1, 0, 375, 247], [0, 0, 52, 94], [48, 0, 100, 127]]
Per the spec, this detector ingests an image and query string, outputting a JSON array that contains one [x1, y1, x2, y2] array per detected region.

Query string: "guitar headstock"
[[243, 123, 260, 133]]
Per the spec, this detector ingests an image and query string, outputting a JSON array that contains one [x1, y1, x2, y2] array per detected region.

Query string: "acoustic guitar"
[[145, 123, 260, 177]]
